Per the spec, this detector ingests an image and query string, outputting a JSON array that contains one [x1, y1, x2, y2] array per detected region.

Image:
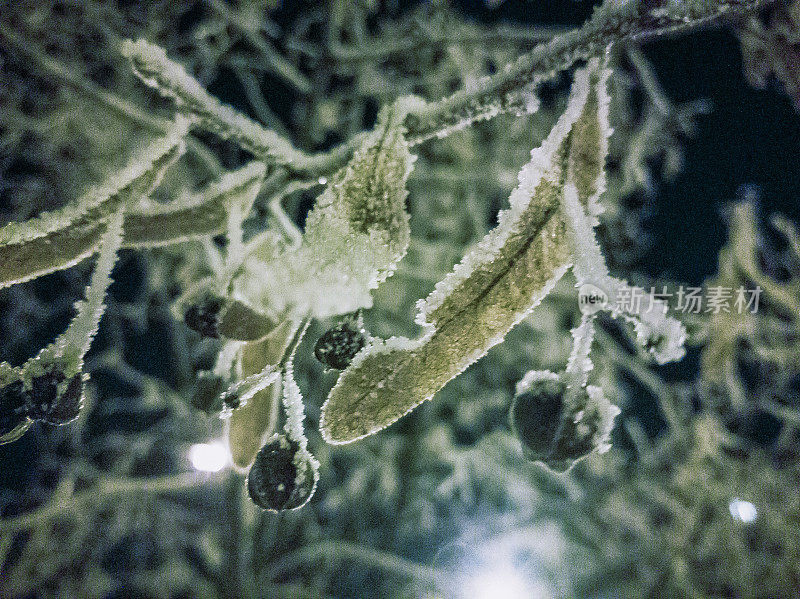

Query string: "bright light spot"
[[729, 498, 757, 523], [189, 441, 231, 472], [318, 176, 328, 185], [464, 566, 545, 599]]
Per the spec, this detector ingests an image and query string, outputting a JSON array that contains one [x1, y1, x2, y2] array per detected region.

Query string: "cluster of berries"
[[184, 299, 366, 511]]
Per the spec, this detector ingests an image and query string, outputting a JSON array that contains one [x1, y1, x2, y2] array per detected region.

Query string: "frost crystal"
[[419, 62, 594, 324]]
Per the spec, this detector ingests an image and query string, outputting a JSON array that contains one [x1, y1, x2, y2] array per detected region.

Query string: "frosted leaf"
[[320, 65, 607, 444], [305, 97, 421, 263], [0, 121, 187, 289], [0, 120, 187, 247], [566, 54, 613, 223], [231, 97, 420, 319], [123, 161, 266, 249], [217, 299, 278, 342], [419, 62, 594, 324], [227, 320, 296, 469]]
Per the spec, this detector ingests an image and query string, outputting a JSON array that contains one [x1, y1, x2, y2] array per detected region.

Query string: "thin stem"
[[566, 312, 597, 388], [203, 0, 312, 94], [595, 326, 683, 431], [0, 471, 228, 534], [626, 43, 672, 116], [326, 24, 568, 62]]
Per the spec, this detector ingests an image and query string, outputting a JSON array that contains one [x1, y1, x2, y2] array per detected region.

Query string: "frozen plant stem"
[[394, 0, 771, 142]]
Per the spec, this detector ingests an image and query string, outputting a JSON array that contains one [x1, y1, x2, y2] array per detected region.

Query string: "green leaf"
[[231, 97, 420, 319], [227, 320, 298, 469], [122, 161, 266, 249], [320, 61, 611, 444], [0, 120, 188, 289]]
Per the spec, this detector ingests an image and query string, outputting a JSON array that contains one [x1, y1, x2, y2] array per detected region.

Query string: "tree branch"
[[401, 0, 770, 143], [122, 0, 769, 176], [0, 0, 771, 288]]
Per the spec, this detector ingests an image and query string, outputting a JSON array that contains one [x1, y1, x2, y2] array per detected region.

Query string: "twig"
[[0, 0, 772, 287], [125, 0, 771, 176], [326, 24, 569, 62], [203, 0, 312, 94], [402, 0, 770, 143]]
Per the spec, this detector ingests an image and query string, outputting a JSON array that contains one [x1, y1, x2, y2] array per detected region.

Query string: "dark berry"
[[184, 296, 224, 338], [25, 368, 84, 425], [0, 380, 28, 438], [247, 434, 317, 511], [510, 376, 595, 472], [314, 321, 365, 370]]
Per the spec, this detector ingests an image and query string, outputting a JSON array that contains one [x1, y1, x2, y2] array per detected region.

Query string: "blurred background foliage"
[[1, 1, 799, 597]]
